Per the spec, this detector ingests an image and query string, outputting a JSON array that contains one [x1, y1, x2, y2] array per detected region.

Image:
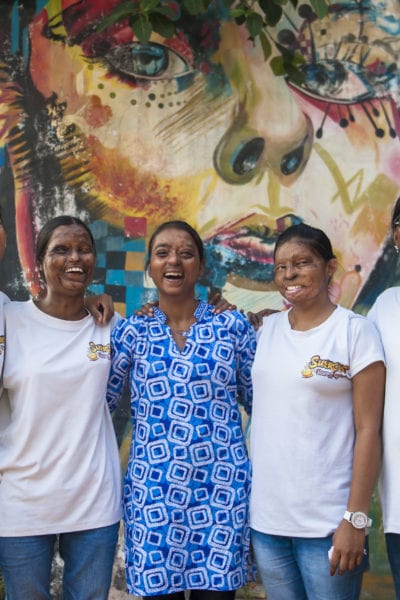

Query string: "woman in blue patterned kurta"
[[107, 221, 256, 600]]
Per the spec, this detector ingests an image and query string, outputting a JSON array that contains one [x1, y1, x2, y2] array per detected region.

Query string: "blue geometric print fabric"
[[107, 302, 256, 596]]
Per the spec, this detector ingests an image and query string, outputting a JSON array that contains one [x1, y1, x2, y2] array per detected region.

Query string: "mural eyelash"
[[315, 97, 396, 139], [380, 100, 397, 138], [361, 102, 385, 138], [367, 100, 380, 118], [347, 105, 356, 123], [316, 104, 331, 139], [337, 105, 347, 128]]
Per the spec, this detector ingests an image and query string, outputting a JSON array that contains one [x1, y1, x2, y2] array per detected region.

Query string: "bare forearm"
[[347, 427, 382, 512], [347, 360, 385, 512]]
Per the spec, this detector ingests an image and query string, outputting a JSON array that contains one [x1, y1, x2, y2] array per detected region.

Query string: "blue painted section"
[[88, 284, 104, 296], [96, 252, 106, 268], [105, 270, 125, 286], [126, 286, 146, 314], [10, 1, 20, 54], [124, 239, 146, 251], [124, 271, 144, 287]]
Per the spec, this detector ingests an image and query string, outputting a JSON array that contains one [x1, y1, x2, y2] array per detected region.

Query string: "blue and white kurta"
[[107, 301, 256, 596]]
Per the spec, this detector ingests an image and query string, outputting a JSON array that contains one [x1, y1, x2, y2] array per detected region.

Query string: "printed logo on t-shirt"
[[301, 354, 350, 379], [87, 341, 111, 361], [0, 335, 4, 354]]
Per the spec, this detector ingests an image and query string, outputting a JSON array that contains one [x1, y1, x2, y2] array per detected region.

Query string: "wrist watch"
[[343, 510, 372, 529]]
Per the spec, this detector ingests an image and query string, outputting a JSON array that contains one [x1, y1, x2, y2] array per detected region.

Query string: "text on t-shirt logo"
[[87, 341, 111, 361], [301, 355, 350, 379]]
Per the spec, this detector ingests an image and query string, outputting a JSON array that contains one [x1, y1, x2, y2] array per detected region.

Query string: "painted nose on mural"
[[213, 115, 265, 185], [213, 113, 314, 186]]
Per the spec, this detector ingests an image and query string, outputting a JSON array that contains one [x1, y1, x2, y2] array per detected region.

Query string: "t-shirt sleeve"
[[348, 314, 385, 377]]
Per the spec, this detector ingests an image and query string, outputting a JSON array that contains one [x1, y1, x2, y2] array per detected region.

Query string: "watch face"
[[352, 512, 367, 528]]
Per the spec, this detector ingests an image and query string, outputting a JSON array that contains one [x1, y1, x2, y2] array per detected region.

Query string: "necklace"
[[170, 327, 191, 337], [167, 299, 200, 337]]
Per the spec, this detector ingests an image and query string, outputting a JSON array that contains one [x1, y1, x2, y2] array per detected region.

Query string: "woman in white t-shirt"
[[0, 215, 122, 600], [368, 197, 400, 599], [250, 223, 385, 600], [0, 210, 9, 380]]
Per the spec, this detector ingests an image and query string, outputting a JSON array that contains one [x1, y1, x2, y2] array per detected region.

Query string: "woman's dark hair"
[[35, 215, 96, 264], [274, 223, 336, 262], [147, 220, 205, 267], [391, 197, 400, 230]]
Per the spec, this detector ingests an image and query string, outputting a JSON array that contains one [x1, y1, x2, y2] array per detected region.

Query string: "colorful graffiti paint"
[[0, 0, 399, 317], [0, 1, 399, 597]]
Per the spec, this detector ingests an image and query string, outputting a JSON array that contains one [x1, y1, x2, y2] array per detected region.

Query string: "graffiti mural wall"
[[0, 1, 400, 596], [0, 0, 399, 318]]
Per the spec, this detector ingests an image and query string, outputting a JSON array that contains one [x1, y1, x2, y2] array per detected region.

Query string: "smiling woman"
[[106, 220, 256, 599], [35, 217, 96, 316], [0, 215, 122, 600], [250, 223, 386, 600]]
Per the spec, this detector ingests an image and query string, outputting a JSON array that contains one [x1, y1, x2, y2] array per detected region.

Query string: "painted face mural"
[[0, 0, 399, 314]]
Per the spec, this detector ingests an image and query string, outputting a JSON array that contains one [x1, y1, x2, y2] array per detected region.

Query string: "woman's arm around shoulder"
[[106, 316, 138, 413], [228, 310, 257, 416]]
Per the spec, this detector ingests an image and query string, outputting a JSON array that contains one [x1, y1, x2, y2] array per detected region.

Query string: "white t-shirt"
[[368, 287, 400, 533], [0, 300, 122, 536], [0, 291, 10, 376], [250, 305, 384, 538], [0, 292, 10, 428]]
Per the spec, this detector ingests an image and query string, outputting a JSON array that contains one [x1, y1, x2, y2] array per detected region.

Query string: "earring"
[[395, 245, 399, 254]]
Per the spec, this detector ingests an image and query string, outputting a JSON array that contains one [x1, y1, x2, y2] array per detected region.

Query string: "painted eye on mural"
[[275, 0, 399, 139], [104, 42, 193, 81], [298, 60, 364, 101], [292, 55, 397, 104]]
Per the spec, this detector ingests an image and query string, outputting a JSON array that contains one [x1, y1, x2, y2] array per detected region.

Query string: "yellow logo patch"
[[301, 355, 350, 379]]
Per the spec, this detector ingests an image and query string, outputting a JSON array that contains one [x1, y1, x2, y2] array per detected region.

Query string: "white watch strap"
[[343, 510, 352, 522], [343, 510, 372, 528]]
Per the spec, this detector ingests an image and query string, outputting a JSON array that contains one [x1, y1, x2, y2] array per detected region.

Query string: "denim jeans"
[[385, 533, 400, 599], [251, 529, 368, 600], [142, 591, 236, 600], [0, 522, 119, 600]]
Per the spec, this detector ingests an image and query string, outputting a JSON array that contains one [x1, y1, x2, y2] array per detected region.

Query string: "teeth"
[[66, 267, 84, 273], [165, 272, 182, 278], [286, 285, 301, 291]]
